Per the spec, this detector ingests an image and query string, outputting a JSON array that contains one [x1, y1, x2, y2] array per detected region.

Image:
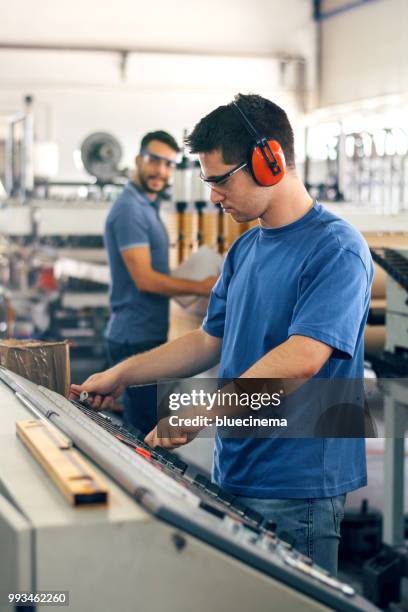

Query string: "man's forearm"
[[144, 335, 332, 448], [135, 269, 208, 297], [176, 335, 333, 422], [114, 328, 221, 386], [241, 335, 332, 379]]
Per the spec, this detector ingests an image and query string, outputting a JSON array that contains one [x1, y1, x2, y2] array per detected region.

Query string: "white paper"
[[172, 246, 223, 310]]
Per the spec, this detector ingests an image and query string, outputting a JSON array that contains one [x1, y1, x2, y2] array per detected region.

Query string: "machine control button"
[[263, 520, 277, 533], [206, 482, 221, 496], [243, 508, 264, 525], [216, 489, 234, 505], [193, 474, 211, 489], [230, 500, 247, 516]]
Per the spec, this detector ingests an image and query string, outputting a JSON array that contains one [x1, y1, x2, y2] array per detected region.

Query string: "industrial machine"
[[0, 367, 379, 612], [304, 123, 408, 213], [0, 101, 122, 355], [369, 248, 408, 375], [80, 132, 123, 185], [356, 248, 408, 607]]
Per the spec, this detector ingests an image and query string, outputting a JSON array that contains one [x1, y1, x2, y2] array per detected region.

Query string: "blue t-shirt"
[[203, 202, 374, 498], [104, 182, 170, 344]]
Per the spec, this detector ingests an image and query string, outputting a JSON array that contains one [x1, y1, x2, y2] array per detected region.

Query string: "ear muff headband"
[[232, 101, 286, 187]]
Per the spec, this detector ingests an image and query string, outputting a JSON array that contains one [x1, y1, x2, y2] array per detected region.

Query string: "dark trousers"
[[106, 338, 166, 435]]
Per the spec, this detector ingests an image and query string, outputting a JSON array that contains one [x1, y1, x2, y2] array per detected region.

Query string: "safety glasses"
[[141, 151, 177, 169], [199, 161, 247, 187]]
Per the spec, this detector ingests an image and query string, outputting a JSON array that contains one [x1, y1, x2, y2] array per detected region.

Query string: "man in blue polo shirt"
[[74, 95, 373, 575], [104, 131, 216, 433]]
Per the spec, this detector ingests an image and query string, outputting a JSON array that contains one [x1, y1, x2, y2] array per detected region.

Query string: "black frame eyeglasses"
[[199, 161, 247, 187]]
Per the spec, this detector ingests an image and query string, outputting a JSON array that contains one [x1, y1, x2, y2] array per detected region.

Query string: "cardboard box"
[[0, 339, 70, 397]]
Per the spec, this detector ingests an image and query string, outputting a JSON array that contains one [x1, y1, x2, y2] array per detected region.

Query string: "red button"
[[135, 447, 151, 460]]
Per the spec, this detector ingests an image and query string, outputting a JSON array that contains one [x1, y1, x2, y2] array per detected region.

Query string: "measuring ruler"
[[16, 419, 109, 507]]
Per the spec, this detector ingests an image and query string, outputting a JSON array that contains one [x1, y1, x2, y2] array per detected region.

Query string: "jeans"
[[235, 494, 346, 576], [106, 338, 165, 435]]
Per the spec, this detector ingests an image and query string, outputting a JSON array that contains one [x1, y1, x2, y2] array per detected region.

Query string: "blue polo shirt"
[[104, 182, 170, 344], [203, 201, 374, 498]]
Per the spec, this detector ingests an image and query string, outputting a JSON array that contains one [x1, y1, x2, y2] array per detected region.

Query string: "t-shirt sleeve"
[[202, 252, 234, 338], [113, 201, 150, 252], [288, 247, 370, 359]]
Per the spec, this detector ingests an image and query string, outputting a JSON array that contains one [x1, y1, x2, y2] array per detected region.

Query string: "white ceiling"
[[0, 0, 314, 57]]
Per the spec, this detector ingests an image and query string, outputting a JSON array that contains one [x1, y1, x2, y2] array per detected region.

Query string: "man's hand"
[[199, 275, 218, 296], [70, 367, 125, 410], [144, 410, 204, 449], [122, 245, 219, 298]]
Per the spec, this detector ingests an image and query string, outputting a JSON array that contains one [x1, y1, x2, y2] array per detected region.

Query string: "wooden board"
[[16, 419, 109, 507]]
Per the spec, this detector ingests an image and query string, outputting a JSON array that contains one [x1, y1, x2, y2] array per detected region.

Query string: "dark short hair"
[[140, 130, 180, 154], [185, 93, 295, 169]]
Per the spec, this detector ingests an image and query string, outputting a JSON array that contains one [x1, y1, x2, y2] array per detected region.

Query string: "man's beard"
[[138, 171, 168, 194]]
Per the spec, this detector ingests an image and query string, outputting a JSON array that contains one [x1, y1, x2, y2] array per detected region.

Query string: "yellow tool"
[[16, 419, 109, 507]]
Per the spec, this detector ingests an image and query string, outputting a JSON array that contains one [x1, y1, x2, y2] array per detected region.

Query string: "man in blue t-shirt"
[[73, 95, 373, 575], [104, 131, 216, 432]]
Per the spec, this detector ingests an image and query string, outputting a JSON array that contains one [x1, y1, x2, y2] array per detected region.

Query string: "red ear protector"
[[232, 101, 286, 187]]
